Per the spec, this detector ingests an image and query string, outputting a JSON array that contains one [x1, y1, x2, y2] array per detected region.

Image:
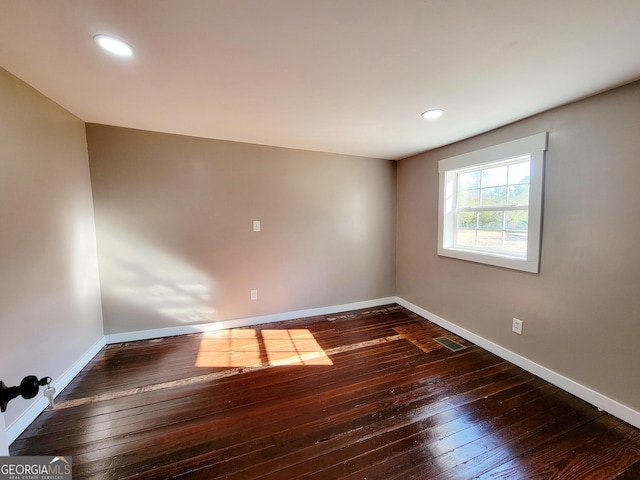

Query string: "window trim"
[[437, 132, 548, 273]]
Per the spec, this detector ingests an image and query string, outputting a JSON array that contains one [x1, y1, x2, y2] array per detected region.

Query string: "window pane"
[[458, 170, 480, 190], [478, 211, 504, 231], [477, 230, 503, 249], [505, 210, 528, 232], [457, 212, 477, 229], [458, 188, 480, 208], [504, 232, 528, 254], [508, 161, 530, 185], [456, 228, 477, 247], [481, 165, 507, 187], [481, 186, 507, 206], [508, 184, 529, 205], [456, 212, 477, 247]]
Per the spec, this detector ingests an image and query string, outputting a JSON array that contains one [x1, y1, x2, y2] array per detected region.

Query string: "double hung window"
[[437, 133, 547, 273]]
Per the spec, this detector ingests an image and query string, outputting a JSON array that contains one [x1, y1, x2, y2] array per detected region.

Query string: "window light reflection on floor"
[[195, 328, 333, 367]]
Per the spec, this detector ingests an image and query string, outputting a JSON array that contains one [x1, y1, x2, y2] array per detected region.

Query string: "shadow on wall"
[[98, 222, 218, 325]]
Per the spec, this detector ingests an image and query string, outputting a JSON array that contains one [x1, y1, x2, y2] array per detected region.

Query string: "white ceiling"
[[1, 1, 640, 160]]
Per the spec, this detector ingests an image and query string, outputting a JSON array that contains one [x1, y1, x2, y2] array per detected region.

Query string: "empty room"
[[1, 1, 639, 479]]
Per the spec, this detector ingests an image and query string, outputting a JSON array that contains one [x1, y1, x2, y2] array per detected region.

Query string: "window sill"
[[438, 246, 540, 273]]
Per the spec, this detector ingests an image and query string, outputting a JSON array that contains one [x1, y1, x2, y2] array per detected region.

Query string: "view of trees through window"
[[454, 157, 530, 255]]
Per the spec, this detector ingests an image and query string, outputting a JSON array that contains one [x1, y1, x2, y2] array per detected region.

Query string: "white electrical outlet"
[[253, 220, 261, 232], [250, 289, 258, 300], [512, 318, 523, 335]]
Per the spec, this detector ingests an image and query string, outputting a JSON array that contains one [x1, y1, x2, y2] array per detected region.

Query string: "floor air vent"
[[433, 336, 467, 352]]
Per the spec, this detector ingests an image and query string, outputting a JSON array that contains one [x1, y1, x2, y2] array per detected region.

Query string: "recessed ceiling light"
[[421, 109, 444, 120], [94, 34, 133, 57]]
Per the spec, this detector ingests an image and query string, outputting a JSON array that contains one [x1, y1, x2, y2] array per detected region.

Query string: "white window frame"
[[437, 132, 547, 273]]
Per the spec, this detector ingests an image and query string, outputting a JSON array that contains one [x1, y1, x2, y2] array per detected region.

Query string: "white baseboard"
[[0, 412, 8, 456], [6, 336, 106, 445], [394, 296, 640, 430], [105, 297, 398, 344]]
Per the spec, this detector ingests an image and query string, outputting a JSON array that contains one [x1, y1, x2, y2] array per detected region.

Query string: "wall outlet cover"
[[512, 318, 523, 335]]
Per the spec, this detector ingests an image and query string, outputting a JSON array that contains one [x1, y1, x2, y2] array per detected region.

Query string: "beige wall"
[[0, 68, 103, 429], [397, 81, 640, 412], [86, 125, 397, 334]]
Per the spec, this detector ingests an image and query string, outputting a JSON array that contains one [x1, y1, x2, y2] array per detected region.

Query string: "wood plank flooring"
[[10, 304, 640, 479]]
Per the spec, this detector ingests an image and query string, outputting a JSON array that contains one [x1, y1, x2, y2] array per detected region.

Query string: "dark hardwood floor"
[[10, 305, 640, 479]]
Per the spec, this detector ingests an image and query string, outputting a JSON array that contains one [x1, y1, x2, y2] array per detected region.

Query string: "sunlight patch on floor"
[[195, 328, 334, 367]]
